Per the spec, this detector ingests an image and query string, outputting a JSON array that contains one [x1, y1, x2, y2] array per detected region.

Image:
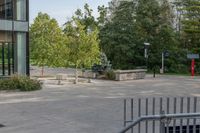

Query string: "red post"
[[191, 59, 195, 77]]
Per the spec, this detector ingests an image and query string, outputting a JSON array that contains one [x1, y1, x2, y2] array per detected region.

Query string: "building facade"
[[0, 0, 29, 76]]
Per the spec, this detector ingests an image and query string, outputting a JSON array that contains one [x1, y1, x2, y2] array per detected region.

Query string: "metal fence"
[[122, 97, 200, 133]]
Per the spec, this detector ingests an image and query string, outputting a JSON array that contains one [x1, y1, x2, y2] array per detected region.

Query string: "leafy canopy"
[[30, 12, 64, 67]]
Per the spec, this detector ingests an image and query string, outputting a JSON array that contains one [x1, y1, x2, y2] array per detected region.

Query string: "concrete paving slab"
[[0, 75, 200, 133]]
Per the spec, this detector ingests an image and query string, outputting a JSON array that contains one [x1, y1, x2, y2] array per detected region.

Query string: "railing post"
[[160, 122, 165, 133], [160, 111, 165, 133]]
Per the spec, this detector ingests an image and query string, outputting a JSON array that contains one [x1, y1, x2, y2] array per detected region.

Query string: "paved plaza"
[[0, 75, 200, 133]]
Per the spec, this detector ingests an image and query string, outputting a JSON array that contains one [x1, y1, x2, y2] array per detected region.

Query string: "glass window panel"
[[16, 0, 26, 21], [0, 31, 13, 76], [0, 0, 13, 19]]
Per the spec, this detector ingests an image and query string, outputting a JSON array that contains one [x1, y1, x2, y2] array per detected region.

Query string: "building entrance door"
[[0, 42, 13, 76]]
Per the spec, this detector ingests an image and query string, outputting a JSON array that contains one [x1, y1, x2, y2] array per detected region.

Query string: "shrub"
[[105, 70, 116, 80], [92, 52, 112, 74], [0, 75, 42, 92]]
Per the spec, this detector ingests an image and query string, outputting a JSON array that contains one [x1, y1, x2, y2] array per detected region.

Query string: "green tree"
[[176, 0, 200, 50], [97, 5, 108, 27], [175, 0, 200, 73], [135, 0, 179, 70], [100, 0, 179, 70], [100, 1, 137, 69], [73, 3, 97, 31], [30, 12, 64, 76], [63, 17, 100, 84]]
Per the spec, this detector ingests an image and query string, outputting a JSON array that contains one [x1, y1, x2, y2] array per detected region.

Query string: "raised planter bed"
[[115, 69, 147, 81]]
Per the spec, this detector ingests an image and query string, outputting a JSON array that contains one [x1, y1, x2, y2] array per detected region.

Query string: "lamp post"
[[144, 42, 150, 70]]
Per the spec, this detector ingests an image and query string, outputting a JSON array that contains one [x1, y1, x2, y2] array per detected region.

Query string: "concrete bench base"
[[82, 71, 96, 78], [115, 69, 147, 81], [56, 74, 68, 80]]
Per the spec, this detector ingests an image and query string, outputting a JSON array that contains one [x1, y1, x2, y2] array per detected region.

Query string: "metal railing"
[[122, 97, 200, 133], [119, 113, 200, 133]]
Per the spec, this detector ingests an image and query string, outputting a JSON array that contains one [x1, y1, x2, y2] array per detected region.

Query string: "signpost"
[[144, 43, 150, 70], [161, 51, 169, 74], [187, 54, 199, 77], [161, 52, 165, 74]]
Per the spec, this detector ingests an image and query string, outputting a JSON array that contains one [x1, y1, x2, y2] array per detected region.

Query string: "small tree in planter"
[[91, 52, 114, 80], [100, 52, 112, 71], [30, 12, 63, 76], [64, 18, 100, 84]]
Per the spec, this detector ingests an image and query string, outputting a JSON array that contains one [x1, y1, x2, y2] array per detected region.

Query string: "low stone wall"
[[82, 71, 96, 78], [115, 69, 147, 81], [56, 74, 68, 80]]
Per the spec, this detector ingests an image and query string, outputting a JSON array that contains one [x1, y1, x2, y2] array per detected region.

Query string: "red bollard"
[[191, 59, 195, 77]]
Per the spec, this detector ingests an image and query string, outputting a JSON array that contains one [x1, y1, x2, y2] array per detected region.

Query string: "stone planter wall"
[[115, 69, 147, 81], [82, 71, 96, 78]]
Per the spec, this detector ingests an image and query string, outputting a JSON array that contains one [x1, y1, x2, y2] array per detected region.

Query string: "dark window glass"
[[0, 31, 14, 76], [0, 0, 13, 20]]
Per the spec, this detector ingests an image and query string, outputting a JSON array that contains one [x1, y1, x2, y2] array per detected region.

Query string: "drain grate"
[[0, 124, 5, 128]]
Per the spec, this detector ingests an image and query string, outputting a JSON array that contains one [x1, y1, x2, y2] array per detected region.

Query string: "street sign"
[[187, 54, 199, 59], [164, 51, 169, 57]]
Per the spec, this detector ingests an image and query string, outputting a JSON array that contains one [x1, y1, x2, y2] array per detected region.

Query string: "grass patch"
[[147, 72, 191, 76], [162, 73, 191, 76]]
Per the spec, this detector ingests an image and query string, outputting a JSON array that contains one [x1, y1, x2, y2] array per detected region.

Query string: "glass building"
[[0, 0, 29, 76]]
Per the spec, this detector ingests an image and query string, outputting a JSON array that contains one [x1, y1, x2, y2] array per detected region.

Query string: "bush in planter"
[[105, 70, 116, 80], [92, 53, 112, 74], [0, 75, 42, 91]]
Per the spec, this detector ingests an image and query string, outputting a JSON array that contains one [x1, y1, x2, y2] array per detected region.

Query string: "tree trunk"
[[41, 66, 44, 77], [74, 65, 78, 84]]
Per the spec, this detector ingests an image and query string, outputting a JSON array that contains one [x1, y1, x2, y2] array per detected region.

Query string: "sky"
[[30, 0, 110, 26]]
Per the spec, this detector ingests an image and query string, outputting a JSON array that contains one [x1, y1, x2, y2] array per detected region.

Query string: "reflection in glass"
[[0, 0, 12, 19], [0, 0, 27, 21], [0, 31, 13, 76], [16, 0, 26, 21]]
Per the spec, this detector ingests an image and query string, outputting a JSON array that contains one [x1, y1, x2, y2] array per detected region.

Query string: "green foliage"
[[100, 1, 137, 69], [172, 0, 200, 73], [176, 0, 200, 50], [73, 4, 97, 31], [97, 5, 108, 27], [105, 70, 116, 80], [29, 1, 199, 75], [30, 12, 65, 68], [135, 0, 179, 71], [100, 0, 179, 70], [92, 53, 112, 74], [63, 4, 101, 70], [165, 49, 189, 73], [100, 52, 112, 71], [0, 75, 42, 92], [63, 6, 101, 83], [64, 18, 100, 68]]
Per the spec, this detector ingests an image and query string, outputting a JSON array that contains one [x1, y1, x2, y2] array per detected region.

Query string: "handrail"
[[119, 113, 200, 133]]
